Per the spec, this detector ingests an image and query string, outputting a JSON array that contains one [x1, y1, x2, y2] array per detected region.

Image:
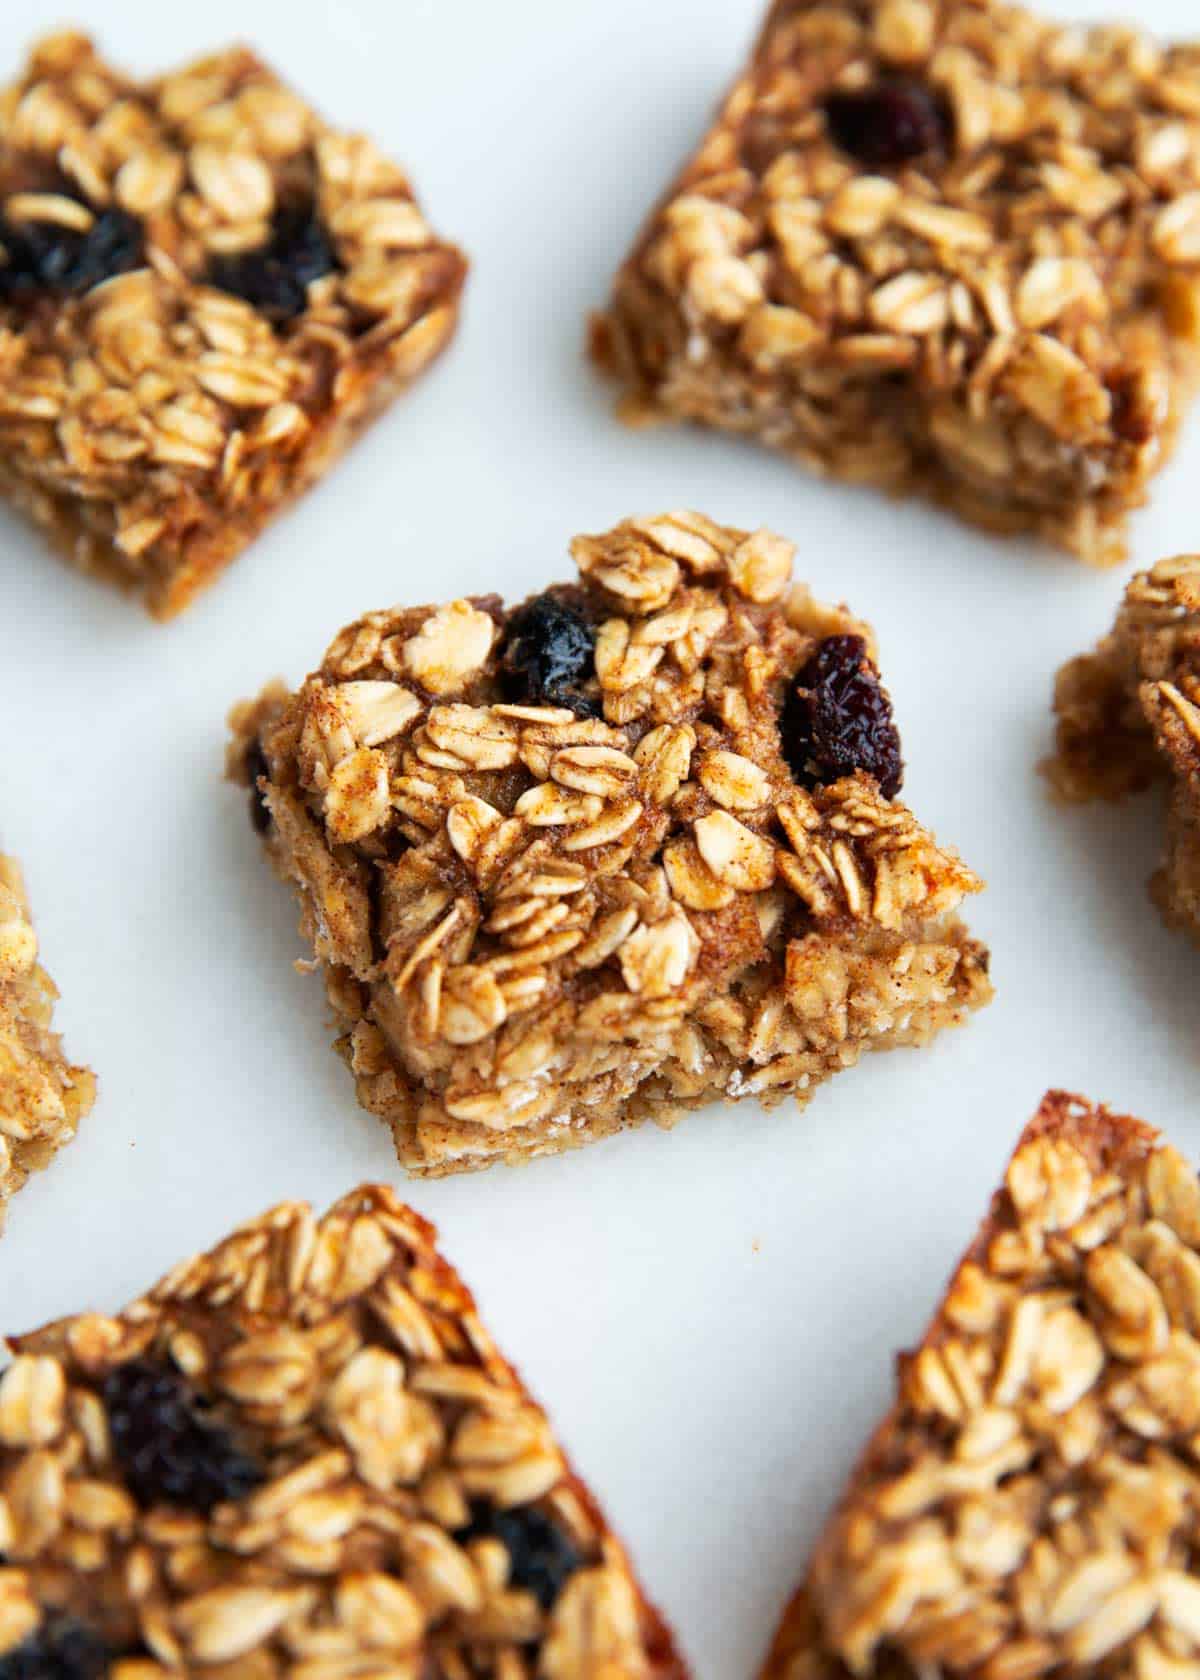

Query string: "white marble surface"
[[3, 0, 1199, 1670]]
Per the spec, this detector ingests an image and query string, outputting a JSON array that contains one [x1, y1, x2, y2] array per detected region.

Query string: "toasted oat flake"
[[227, 512, 990, 1178], [403, 602, 496, 696]]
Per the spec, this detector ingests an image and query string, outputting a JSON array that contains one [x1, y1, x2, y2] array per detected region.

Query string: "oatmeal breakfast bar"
[[1049, 555, 1200, 944], [762, 1090, 1200, 1679], [0, 32, 466, 618], [0, 854, 95, 1229], [592, 0, 1200, 566], [0, 1183, 684, 1676], [229, 511, 991, 1177]]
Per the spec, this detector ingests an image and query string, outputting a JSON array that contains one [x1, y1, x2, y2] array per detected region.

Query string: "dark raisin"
[[823, 80, 951, 170], [457, 1501, 582, 1611], [0, 208, 143, 301], [1109, 375, 1155, 446], [781, 634, 903, 798], [0, 1615, 109, 1680], [207, 204, 340, 324], [244, 741, 272, 835], [499, 594, 598, 716], [103, 1357, 262, 1513]]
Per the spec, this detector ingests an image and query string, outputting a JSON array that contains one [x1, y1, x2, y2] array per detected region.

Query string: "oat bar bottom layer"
[[229, 511, 991, 1177], [762, 1090, 1200, 1678]]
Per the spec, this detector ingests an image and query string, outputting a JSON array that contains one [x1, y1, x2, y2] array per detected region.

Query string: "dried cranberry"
[[499, 593, 598, 716], [824, 80, 951, 169], [0, 1615, 109, 1680], [207, 204, 340, 324], [781, 634, 903, 798], [0, 207, 143, 301], [103, 1357, 262, 1513], [457, 1501, 582, 1610], [244, 741, 272, 835]]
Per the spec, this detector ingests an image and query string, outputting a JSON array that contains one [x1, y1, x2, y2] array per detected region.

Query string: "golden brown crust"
[[0, 854, 95, 1230], [0, 1183, 686, 1676], [592, 0, 1200, 566], [0, 32, 466, 617], [760, 1091, 1200, 1680], [228, 512, 991, 1176]]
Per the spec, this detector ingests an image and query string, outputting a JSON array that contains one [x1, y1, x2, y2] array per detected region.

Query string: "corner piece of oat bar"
[[0, 32, 467, 618], [0, 1183, 686, 1675], [228, 511, 991, 1177], [0, 854, 95, 1228], [591, 0, 1200, 567], [1047, 555, 1200, 943], [760, 1089, 1200, 1680]]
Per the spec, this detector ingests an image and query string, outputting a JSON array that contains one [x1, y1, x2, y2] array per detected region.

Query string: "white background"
[[3, 0, 1198, 1671]]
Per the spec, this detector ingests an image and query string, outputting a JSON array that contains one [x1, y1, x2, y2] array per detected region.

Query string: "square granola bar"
[[1048, 554, 1200, 943], [761, 1091, 1200, 1678], [0, 854, 95, 1228], [229, 512, 991, 1177], [0, 1183, 684, 1675], [592, 1, 1200, 566], [0, 32, 466, 618]]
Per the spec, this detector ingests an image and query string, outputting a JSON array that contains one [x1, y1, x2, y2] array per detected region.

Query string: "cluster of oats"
[[0, 854, 95, 1229], [229, 512, 990, 1178], [0, 32, 466, 617], [763, 1092, 1200, 1680], [0, 1185, 682, 1676], [592, 0, 1200, 566], [1048, 554, 1200, 944]]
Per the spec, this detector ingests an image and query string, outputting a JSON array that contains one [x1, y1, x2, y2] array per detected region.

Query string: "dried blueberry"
[[244, 741, 272, 835], [824, 80, 950, 170], [458, 1501, 582, 1611], [0, 1615, 109, 1680], [781, 634, 903, 798], [207, 204, 340, 324], [0, 208, 143, 301], [103, 1357, 262, 1513], [499, 593, 598, 716]]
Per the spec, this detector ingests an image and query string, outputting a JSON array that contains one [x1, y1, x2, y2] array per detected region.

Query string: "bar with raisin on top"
[[0, 854, 95, 1231], [1049, 554, 1200, 946], [760, 1092, 1200, 1678], [0, 32, 466, 618], [228, 511, 991, 1177], [592, 0, 1200, 567], [0, 1184, 684, 1676]]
